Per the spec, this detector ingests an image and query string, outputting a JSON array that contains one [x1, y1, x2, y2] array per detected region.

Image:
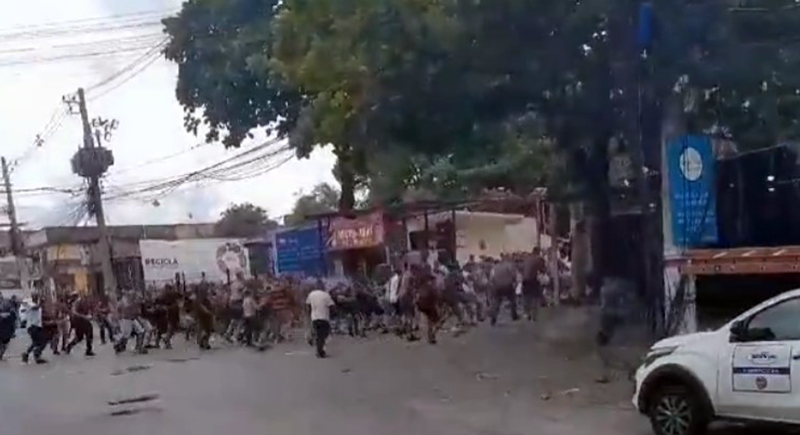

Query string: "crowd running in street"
[[0, 247, 557, 364]]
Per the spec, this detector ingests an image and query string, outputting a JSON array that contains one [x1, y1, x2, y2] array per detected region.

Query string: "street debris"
[[109, 406, 162, 417], [475, 372, 500, 381], [164, 357, 200, 363], [341, 368, 352, 373], [558, 388, 581, 396], [111, 364, 152, 376], [594, 375, 610, 384], [107, 393, 160, 406]]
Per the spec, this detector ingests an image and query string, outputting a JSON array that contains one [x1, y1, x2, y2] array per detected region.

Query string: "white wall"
[[139, 239, 250, 286], [405, 211, 548, 265]]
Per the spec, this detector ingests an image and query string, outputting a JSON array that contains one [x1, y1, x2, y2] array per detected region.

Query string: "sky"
[[0, 0, 338, 229]]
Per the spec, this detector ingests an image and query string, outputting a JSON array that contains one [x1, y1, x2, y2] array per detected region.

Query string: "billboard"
[[667, 135, 719, 248], [275, 227, 326, 276], [139, 239, 249, 285], [328, 212, 384, 251]]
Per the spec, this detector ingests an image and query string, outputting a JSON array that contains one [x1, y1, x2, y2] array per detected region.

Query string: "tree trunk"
[[337, 155, 356, 212]]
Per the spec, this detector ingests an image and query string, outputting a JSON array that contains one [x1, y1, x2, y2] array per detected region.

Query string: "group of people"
[[0, 271, 339, 363], [374, 247, 550, 344], [0, 246, 554, 364]]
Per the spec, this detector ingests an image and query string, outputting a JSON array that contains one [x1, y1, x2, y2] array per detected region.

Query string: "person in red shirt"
[[267, 283, 294, 343]]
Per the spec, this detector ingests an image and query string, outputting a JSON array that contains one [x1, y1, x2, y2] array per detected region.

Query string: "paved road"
[[0, 320, 788, 435]]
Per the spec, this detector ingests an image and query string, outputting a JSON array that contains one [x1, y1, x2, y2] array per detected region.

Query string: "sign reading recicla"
[[139, 239, 249, 286]]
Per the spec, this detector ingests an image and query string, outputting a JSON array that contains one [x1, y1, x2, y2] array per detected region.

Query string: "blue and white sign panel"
[[667, 135, 719, 248], [275, 227, 326, 277]]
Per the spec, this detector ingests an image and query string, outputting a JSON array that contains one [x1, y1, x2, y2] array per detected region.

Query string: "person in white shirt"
[[241, 290, 258, 347], [383, 266, 401, 330], [22, 294, 47, 364], [225, 271, 246, 341], [306, 288, 335, 358]]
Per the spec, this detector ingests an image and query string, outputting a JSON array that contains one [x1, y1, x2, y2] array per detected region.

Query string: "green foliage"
[[164, 0, 800, 211], [284, 183, 341, 226], [216, 203, 277, 237], [162, 0, 301, 148]]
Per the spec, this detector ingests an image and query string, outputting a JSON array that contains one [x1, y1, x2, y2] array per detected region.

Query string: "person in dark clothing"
[[65, 295, 95, 357], [194, 289, 214, 350], [150, 295, 170, 349], [521, 248, 546, 321], [413, 264, 441, 344], [0, 296, 17, 360], [96, 298, 115, 345], [162, 288, 181, 350], [489, 256, 519, 325]]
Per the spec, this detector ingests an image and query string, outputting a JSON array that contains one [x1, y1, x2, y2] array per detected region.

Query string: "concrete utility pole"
[[1, 157, 20, 255], [2, 156, 29, 296], [73, 88, 117, 297]]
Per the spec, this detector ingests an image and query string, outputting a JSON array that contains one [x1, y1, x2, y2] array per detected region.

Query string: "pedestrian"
[[521, 247, 546, 321], [96, 297, 115, 345], [194, 287, 214, 350], [383, 265, 401, 332], [21, 294, 48, 364], [267, 283, 294, 343], [413, 263, 440, 344], [0, 294, 17, 361], [65, 294, 96, 357], [241, 289, 257, 347], [489, 254, 519, 325], [114, 293, 143, 354], [224, 271, 246, 342], [53, 297, 71, 354], [306, 285, 335, 358]]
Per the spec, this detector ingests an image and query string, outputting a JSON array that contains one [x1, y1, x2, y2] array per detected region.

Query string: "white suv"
[[633, 289, 800, 435]]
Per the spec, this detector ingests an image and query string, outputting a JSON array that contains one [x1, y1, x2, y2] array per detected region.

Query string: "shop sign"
[[328, 213, 384, 250]]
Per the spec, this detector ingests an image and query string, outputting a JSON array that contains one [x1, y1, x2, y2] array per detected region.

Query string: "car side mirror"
[[730, 320, 748, 342]]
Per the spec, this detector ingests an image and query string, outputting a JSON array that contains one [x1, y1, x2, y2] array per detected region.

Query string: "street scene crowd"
[[0, 248, 559, 364]]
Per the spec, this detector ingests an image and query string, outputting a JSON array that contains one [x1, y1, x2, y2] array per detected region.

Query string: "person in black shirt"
[[65, 295, 95, 357], [0, 295, 17, 360]]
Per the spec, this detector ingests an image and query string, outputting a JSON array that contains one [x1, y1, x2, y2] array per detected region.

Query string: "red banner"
[[328, 212, 384, 250]]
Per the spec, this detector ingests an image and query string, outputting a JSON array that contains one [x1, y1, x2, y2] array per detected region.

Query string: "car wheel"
[[648, 385, 709, 435]]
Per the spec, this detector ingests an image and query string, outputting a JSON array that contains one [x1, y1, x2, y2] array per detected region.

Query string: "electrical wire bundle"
[[102, 138, 294, 203], [0, 8, 176, 67]]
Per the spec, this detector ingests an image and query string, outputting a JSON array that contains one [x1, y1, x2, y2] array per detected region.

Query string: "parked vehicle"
[[633, 289, 800, 435]]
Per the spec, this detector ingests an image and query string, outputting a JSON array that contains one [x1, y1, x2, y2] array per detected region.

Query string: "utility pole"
[[69, 88, 117, 297], [1, 156, 29, 296], [1, 157, 20, 255]]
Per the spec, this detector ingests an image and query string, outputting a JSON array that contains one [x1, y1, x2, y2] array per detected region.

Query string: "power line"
[[103, 139, 292, 202], [0, 42, 161, 67], [86, 38, 166, 94], [108, 143, 208, 176], [0, 8, 178, 41], [87, 41, 167, 101]]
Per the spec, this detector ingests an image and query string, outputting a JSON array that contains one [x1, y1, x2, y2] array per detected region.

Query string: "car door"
[[717, 296, 800, 423]]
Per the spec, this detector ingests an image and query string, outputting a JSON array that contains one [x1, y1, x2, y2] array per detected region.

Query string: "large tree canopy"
[[216, 203, 278, 237], [284, 183, 341, 226], [163, 0, 800, 208], [162, 0, 301, 148]]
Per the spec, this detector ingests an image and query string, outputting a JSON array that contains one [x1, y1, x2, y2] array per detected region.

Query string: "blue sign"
[[275, 227, 326, 276], [667, 135, 719, 248]]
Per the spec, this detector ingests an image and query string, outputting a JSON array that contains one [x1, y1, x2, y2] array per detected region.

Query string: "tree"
[[284, 183, 341, 226], [216, 203, 278, 237], [162, 0, 301, 147]]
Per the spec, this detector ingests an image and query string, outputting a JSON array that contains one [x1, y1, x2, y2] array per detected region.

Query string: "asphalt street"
[[0, 318, 790, 435]]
